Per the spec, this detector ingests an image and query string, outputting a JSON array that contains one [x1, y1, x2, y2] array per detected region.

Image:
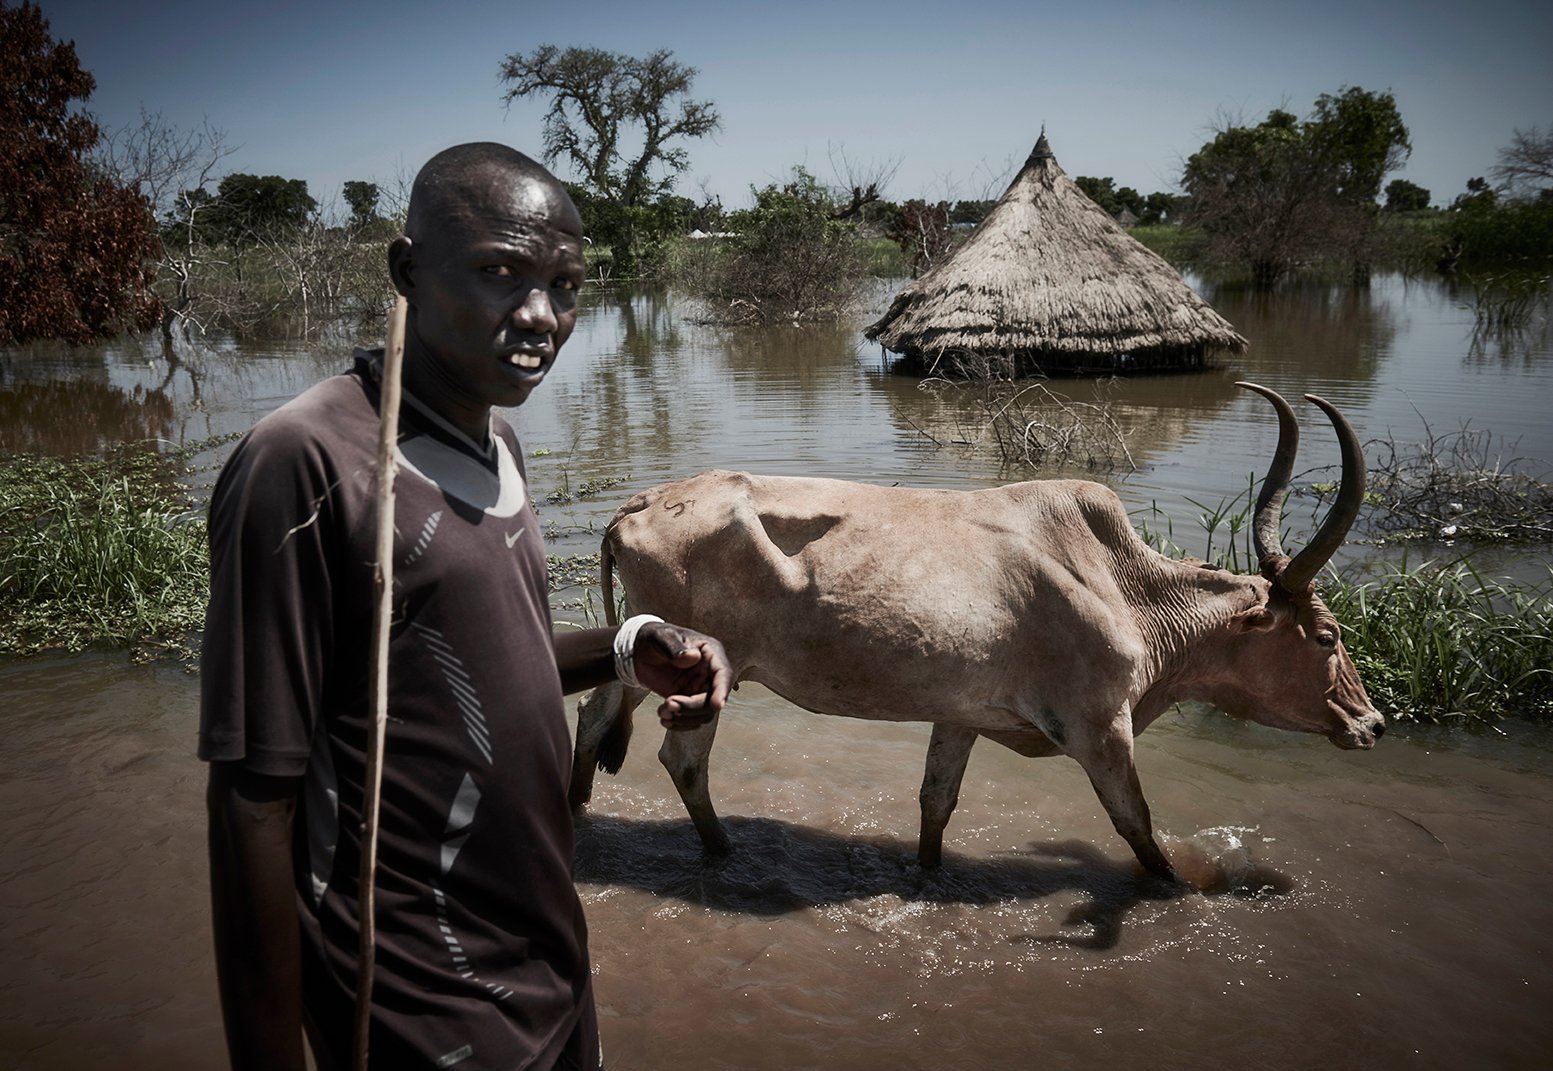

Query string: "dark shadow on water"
[[574, 814, 1294, 948]]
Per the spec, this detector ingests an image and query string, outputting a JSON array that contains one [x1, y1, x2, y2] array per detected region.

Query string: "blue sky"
[[38, 0, 1553, 213]]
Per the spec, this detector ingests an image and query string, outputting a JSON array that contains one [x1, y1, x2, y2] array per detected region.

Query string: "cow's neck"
[[1125, 553, 1267, 725]]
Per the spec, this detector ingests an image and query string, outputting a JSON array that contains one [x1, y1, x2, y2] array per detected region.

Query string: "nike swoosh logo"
[[505, 528, 525, 548]]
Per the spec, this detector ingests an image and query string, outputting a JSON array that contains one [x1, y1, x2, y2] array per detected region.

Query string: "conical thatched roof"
[[866, 133, 1247, 373]]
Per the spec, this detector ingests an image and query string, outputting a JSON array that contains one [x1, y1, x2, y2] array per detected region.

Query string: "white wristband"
[[613, 614, 664, 690]]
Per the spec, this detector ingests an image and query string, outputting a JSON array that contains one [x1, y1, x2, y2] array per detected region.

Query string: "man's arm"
[[554, 622, 732, 728], [206, 762, 308, 1071]]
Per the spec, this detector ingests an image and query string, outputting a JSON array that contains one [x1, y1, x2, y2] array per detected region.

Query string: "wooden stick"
[[354, 293, 408, 1070]]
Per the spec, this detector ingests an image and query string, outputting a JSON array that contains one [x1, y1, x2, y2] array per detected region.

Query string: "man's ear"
[[387, 235, 414, 298]]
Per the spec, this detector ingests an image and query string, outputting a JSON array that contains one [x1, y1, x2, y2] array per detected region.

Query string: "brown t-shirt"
[[200, 353, 591, 1069]]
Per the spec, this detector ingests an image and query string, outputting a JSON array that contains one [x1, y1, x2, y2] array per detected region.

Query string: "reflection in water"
[[611, 286, 683, 365], [1201, 278, 1397, 382], [0, 380, 175, 454]]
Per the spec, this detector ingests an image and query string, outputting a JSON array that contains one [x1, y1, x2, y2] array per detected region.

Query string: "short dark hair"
[[404, 142, 568, 242]]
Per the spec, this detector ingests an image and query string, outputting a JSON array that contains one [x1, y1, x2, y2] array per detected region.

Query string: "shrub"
[[673, 167, 869, 324]]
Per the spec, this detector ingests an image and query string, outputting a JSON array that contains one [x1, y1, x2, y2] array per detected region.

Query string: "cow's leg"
[[1069, 716, 1177, 881], [918, 723, 978, 868], [569, 681, 650, 812], [658, 714, 731, 856]]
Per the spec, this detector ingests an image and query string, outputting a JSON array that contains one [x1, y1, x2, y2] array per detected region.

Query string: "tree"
[[679, 166, 868, 324], [1074, 176, 1147, 221], [1140, 191, 1181, 225], [1307, 87, 1411, 207], [1451, 176, 1498, 213], [887, 200, 953, 277], [1491, 125, 1553, 196], [1383, 178, 1431, 212], [0, 1, 161, 344], [1074, 176, 1120, 215], [204, 173, 317, 245], [949, 199, 995, 225], [94, 110, 236, 336], [498, 45, 719, 273], [342, 180, 380, 229], [1182, 89, 1410, 286]]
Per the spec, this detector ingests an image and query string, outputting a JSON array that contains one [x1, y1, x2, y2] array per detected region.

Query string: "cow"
[[568, 383, 1383, 882]]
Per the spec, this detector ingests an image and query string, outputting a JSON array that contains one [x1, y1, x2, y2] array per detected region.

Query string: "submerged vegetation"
[[1327, 560, 1553, 725], [1360, 422, 1553, 544], [0, 442, 220, 659], [667, 167, 873, 325], [915, 378, 1136, 471]]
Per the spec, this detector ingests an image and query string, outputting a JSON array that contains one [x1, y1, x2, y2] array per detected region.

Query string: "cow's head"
[[1205, 384, 1385, 750]]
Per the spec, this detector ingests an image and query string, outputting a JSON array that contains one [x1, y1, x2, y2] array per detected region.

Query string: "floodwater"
[[3, 273, 1552, 1068]]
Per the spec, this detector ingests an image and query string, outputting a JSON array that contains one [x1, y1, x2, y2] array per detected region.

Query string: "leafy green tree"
[[204, 173, 317, 244], [1307, 87, 1411, 206], [342, 180, 380, 228], [680, 167, 868, 323], [498, 44, 719, 274], [1451, 176, 1498, 213], [1074, 175, 1120, 215], [1182, 89, 1410, 286], [1140, 191, 1181, 225], [1384, 179, 1431, 212], [0, 1, 161, 343], [949, 199, 995, 225], [1075, 176, 1146, 221]]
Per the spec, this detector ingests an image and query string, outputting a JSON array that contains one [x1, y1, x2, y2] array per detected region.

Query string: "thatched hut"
[[865, 133, 1248, 375]]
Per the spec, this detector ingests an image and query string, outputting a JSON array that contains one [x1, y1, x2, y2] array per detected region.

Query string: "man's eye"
[[553, 276, 578, 291], [484, 265, 513, 277]]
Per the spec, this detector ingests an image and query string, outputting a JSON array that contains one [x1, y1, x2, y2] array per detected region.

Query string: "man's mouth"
[[505, 347, 548, 370]]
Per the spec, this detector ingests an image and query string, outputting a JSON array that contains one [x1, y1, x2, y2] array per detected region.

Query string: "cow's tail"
[[594, 527, 633, 774]]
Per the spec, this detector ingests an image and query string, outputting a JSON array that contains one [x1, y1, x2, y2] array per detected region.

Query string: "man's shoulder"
[[248, 363, 373, 450]]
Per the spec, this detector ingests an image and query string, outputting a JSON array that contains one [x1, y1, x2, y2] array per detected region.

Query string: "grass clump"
[[0, 441, 223, 660], [1325, 561, 1553, 725]]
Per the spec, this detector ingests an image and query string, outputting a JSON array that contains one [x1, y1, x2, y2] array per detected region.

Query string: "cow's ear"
[[1233, 606, 1277, 632]]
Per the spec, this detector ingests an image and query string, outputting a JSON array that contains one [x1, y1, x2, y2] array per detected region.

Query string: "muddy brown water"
[[3, 274, 1552, 1068]]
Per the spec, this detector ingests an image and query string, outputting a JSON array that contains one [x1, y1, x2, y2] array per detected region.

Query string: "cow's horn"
[[1237, 382, 1299, 566], [1279, 393, 1366, 594]]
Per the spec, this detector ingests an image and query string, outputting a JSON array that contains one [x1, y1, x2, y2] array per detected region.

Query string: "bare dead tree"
[[825, 143, 900, 221], [95, 109, 235, 221], [1491, 125, 1553, 197], [95, 111, 238, 338]]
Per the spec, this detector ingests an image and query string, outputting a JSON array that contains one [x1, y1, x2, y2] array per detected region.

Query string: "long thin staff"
[[354, 293, 408, 1069]]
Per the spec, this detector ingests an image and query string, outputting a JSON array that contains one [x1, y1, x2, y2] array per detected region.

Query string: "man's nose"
[[512, 286, 557, 333]]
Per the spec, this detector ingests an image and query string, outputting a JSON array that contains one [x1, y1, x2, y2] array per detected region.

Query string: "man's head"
[[389, 143, 584, 420]]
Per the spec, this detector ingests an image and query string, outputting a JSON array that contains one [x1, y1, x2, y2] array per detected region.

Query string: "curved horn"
[[1236, 381, 1299, 566], [1280, 393, 1366, 593]]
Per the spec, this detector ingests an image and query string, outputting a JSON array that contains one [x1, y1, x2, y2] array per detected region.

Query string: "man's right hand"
[[206, 763, 308, 1071]]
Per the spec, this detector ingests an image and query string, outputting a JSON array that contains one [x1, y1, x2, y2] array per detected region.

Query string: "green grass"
[[857, 236, 909, 278], [0, 441, 226, 660], [1128, 224, 1211, 268], [1325, 559, 1553, 725]]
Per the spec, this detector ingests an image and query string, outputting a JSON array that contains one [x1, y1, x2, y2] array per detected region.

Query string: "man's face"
[[408, 170, 585, 409]]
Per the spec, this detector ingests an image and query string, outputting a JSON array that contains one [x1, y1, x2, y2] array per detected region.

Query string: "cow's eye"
[[1316, 632, 1337, 649]]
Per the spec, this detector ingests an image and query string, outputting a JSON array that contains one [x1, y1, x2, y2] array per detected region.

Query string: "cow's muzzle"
[[1330, 710, 1386, 750]]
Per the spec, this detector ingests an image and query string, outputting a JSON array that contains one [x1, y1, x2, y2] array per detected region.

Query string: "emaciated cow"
[[569, 383, 1383, 881]]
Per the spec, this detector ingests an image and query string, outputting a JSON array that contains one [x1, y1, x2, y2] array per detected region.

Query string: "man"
[[200, 143, 730, 1070]]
